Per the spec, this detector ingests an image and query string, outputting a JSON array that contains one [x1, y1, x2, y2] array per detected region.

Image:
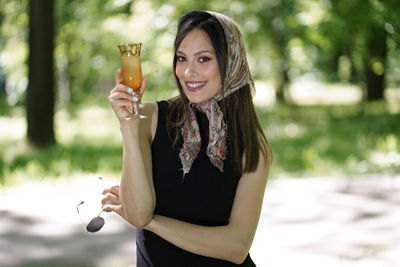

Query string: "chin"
[[187, 97, 205, 104], [185, 91, 218, 104], [184, 92, 206, 104]]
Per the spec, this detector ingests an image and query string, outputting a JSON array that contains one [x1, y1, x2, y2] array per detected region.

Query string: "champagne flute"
[[117, 43, 146, 119]]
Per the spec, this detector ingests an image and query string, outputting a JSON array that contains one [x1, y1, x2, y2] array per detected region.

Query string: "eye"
[[198, 57, 211, 63], [176, 56, 186, 62]]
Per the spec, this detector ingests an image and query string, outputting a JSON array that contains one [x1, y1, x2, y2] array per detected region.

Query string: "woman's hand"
[[108, 68, 147, 122], [101, 185, 127, 221]]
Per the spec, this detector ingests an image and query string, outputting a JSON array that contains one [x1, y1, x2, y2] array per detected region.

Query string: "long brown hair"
[[167, 10, 270, 175]]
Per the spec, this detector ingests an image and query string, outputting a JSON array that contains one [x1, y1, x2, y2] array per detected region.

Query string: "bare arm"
[[108, 69, 158, 228], [119, 104, 157, 227], [144, 148, 273, 264]]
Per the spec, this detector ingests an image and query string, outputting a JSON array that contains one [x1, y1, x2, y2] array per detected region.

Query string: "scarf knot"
[[179, 99, 227, 174]]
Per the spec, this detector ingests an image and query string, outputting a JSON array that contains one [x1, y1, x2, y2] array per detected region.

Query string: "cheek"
[[205, 64, 221, 83], [175, 64, 184, 79], [197, 64, 218, 79]]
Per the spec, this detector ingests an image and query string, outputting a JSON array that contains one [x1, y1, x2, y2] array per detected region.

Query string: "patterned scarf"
[[179, 11, 254, 175]]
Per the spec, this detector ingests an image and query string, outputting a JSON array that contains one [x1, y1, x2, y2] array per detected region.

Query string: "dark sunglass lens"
[[86, 216, 105, 233]]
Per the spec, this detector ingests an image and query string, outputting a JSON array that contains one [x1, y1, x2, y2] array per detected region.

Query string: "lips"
[[185, 81, 207, 92]]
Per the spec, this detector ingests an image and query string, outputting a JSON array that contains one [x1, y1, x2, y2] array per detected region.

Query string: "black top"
[[136, 100, 256, 267]]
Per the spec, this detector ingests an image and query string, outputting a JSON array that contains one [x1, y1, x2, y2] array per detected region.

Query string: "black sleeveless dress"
[[136, 101, 256, 267]]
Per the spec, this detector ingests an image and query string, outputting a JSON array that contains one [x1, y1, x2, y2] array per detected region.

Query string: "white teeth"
[[187, 82, 205, 88]]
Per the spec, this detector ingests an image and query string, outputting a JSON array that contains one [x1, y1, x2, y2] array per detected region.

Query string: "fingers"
[[101, 188, 124, 215], [108, 93, 134, 106], [102, 185, 120, 197], [139, 76, 147, 95], [109, 83, 133, 97], [101, 194, 126, 220], [108, 85, 136, 115], [110, 70, 146, 120], [108, 98, 133, 114], [101, 192, 121, 206], [115, 68, 123, 84], [109, 84, 143, 104], [102, 203, 125, 219], [102, 203, 120, 213]]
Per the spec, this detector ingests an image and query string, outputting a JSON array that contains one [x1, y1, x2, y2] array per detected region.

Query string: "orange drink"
[[120, 55, 142, 91], [117, 43, 145, 119], [117, 43, 142, 91]]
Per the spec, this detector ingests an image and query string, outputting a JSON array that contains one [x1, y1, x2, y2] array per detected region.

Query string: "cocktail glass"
[[117, 43, 145, 119]]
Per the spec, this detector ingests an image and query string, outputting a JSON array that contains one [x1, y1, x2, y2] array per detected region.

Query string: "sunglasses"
[[76, 176, 115, 233], [76, 201, 105, 233]]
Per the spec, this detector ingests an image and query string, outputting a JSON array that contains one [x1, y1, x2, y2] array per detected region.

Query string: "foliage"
[[258, 101, 400, 177], [1, 0, 400, 108], [1, 100, 399, 185], [54, 0, 133, 103], [311, 0, 400, 86], [0, 0, 29, 106], [0, 101, 123, 185]]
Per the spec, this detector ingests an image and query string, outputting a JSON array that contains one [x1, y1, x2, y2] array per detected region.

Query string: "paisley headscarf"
[[179, 11, 254, 175]]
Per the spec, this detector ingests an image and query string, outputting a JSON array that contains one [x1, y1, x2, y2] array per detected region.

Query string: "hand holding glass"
[[117, 43, 146, 119]]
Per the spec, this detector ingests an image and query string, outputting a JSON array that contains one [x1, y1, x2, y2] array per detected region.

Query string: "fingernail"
[[105, 200, 116, 205], [128, 87, 133, 93], [103, 207, 112, 213], [132, 96, 139, 102], [139, 103, 144, 108]]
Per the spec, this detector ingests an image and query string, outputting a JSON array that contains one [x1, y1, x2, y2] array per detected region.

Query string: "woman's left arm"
[[144, 149, 272, 264]]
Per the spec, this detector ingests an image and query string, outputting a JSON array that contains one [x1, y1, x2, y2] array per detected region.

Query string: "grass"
[[1, 96, 399, 185], [0, 98, 123, 185], [258, 101, 400, 178]]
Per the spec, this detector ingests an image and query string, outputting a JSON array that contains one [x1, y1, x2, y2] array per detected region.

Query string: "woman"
[[104, 10, 272, 266]]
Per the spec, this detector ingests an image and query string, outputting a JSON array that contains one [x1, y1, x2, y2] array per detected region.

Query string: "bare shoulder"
[[251, 147, 272, 181], [254, 144, 273, 182], [139, 102, 159, 143]]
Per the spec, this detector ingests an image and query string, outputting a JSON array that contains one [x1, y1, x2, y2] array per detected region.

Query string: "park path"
[[1, 174, 399, 267]]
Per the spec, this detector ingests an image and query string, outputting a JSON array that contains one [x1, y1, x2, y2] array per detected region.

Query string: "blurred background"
[[0, 0, 399, 266]]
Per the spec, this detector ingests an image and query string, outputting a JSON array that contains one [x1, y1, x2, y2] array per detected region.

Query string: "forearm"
[[119, 122, 155, 227], [144, 215, 250, 264]]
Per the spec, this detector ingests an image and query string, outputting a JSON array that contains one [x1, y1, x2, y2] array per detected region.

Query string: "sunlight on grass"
[[55, 105, 121, 145], [0, 104, 124, 185], [369, 134, 400, 171], [1, 99, 399, 185], [0, 116, 25, 141], [290, 81, 363, 105], [258, 102, 400, 178]]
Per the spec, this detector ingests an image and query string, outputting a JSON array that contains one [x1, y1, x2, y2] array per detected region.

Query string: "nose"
[[184, 61, 197, 77]]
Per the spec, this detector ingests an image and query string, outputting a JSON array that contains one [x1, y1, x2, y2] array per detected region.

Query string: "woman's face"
[[175, 28, 221, 103]]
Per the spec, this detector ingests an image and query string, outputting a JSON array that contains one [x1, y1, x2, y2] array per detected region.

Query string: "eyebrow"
[[177, 50, 215, 56]]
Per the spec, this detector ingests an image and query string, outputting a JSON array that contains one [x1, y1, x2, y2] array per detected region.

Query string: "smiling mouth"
[[185, 81, 207, 91]]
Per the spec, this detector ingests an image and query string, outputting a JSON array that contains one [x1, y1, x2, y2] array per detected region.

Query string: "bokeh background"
[[0, 0, 399, 266]]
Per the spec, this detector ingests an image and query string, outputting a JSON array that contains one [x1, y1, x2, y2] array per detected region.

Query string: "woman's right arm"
[[107, 69, 158, 228]]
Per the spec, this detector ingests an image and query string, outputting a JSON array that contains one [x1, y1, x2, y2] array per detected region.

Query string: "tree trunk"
[[365, 25, 387, 101], [27, 0, 55, 147], [276, 64, 290, 102], [274, 41, 290, 102]]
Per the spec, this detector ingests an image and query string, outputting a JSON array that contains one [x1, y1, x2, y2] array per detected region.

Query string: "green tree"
[[250, 0, 303, 102], [366, 0, 400, 101], [54, 0, 132, 103], [365, 22, 387, 101], [315, 0, 400, 101]]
